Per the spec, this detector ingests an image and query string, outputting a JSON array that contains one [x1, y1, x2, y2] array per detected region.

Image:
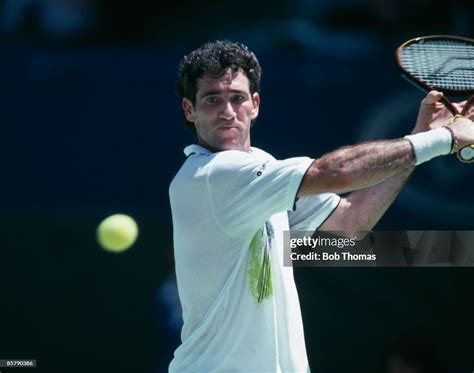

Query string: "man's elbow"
[[318, 198, 373, 239], [300, 162, 352, 195]]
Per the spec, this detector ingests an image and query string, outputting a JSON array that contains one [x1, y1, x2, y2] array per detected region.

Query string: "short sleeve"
[[288, 193, 340, 232], [206, 150, 313, 237]]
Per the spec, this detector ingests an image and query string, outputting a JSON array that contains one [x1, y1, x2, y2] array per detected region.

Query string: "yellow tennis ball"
[[97, 214, 138, 253]]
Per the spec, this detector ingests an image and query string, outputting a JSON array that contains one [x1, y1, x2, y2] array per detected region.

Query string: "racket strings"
[[400, 41, 474, 91]]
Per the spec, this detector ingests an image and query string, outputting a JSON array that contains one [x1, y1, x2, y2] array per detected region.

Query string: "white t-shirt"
[[169, 144, 340, 372]]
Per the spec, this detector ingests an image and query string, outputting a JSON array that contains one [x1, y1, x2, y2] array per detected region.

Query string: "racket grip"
[[440, 96, 458, 116], [461, 95, 474, 116]]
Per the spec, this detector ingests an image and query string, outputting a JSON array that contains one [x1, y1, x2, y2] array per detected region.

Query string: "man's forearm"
[[319, 166, 415, 234], [299, 139, 415, 196], [345, 166, 414, 231]]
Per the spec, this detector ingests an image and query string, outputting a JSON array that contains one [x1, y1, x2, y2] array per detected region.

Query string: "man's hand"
[[460, 96, 474, 120], [449, 117, 474, 149], [411, 91, 474, 150], [411, 91, 460, 134]]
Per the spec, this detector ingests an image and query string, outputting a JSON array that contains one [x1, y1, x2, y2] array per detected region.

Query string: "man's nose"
[[220, 101, 236, 120]]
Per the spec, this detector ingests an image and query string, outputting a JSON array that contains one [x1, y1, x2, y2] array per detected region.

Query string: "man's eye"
[[206, 97, 219, 104], [233, 95, 245, 102]]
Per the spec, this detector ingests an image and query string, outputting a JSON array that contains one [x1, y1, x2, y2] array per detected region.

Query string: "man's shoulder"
[[168, 148, 237, 189], [169, 145, 276, 190], [183, 145, 273, 170]]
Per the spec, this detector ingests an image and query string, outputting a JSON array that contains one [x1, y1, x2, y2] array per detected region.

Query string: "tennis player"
[[168, 40, 474, 372]]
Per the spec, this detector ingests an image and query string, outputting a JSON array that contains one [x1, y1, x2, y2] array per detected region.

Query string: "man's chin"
[[216, 141, 245, 152], [198, 132, 250, 152], [210, 138, 249, 152]]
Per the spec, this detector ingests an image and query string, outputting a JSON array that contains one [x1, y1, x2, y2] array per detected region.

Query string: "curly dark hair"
[[176, 40, 262, 134]]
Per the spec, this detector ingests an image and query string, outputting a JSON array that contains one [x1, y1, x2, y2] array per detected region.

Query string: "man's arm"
[[300, 91, 474, 197], [318, 167, 413, 236], [298, 138, 415, 196], [299, 91, 474, 235]]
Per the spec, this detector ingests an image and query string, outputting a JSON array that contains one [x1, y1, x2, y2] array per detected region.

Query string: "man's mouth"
[[218, 124, 240, 130]]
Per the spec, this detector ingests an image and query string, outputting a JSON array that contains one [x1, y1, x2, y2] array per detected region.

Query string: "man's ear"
[[182, 98, 196, 122], [250, 92, 260, 120]]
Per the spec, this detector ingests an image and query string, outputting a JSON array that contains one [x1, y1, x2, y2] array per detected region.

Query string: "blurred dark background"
[[0, 0, 473, 372]]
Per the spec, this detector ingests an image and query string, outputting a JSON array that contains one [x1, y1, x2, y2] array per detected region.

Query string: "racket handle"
[[439, 96, 458, 116], [461, 95, 474, 116]]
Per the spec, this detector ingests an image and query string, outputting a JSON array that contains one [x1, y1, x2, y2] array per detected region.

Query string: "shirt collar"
[[184, 144, 212, 157], [183, 144, 260, 157]]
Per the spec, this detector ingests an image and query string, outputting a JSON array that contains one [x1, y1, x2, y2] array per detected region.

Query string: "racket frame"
[[395, 35, 474, 115]]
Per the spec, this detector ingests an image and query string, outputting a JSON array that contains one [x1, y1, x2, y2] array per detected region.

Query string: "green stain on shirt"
[[248, 226, 273, 303]]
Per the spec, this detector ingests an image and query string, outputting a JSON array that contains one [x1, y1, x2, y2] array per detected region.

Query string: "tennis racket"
[[396, 35, 474, 163]]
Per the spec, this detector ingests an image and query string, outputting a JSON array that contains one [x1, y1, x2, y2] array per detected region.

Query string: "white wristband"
[[404, 127, 452, 165]]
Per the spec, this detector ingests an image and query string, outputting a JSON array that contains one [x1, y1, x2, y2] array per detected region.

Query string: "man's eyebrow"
[[199, 89, 248, 98]]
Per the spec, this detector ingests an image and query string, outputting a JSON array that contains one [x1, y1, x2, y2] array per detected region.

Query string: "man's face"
[[182, 68, 260, 152]]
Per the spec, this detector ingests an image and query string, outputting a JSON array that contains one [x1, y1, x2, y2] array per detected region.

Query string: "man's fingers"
[[422, 90, 443, 105], [454, 102, 465, 113]]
